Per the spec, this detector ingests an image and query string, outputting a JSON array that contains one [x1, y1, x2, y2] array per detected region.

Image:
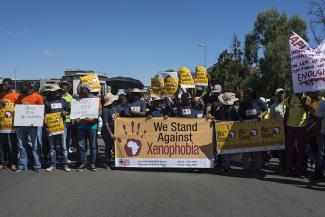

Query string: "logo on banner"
[[5, 111, 12, 118], [116, 121, 147, 157]]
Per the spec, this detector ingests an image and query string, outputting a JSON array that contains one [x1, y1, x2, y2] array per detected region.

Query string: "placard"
[[70, 98, 100, 119], [178, 67, 195, 88], [45, 112, 64, 136], [80, 74, 101, 92], [14, 105, 45, 127], [115, 118, 214, 168], [194, 66, 209, 86], [290, 31, 325, 93], [151, 75, 164, 96], [160, 71, 179, 97], [0, 100, 15, 133]]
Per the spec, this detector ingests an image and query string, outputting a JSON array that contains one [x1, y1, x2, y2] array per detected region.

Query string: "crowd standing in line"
[[0, 77, 324, 181]]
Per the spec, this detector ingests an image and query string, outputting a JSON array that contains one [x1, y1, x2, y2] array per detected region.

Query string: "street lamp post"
[[198, 44, 207, 67], [14, 68, 17, 90]]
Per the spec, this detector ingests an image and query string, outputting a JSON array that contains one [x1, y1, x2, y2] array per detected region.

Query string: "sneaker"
[[90, 164, 96, 172], [64, 166, 71, 172], [16, 167, 25, 173], [77, 164, 86, 172], [10, 164, 16, 172], [0, 164, 6, 170], [34, 168, 41, 172], [46, 166, 55, 172], [105, 164, 112, 171], [69, 147, 76, 153]]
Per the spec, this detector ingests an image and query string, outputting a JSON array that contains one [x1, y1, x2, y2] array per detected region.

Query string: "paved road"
[[0, 139, 324, 217]]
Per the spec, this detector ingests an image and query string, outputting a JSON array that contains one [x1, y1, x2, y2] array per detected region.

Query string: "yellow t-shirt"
[[286, 95, 311, 128]]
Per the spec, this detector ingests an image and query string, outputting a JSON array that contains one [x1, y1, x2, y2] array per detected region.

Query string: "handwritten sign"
[[45, 112, 64, 136], [70, 98, 99, 119], [0, 100, 15, 133], [14, 105, 45, 127], [290, 31, 325, 93], [80, 74, 101, 92]]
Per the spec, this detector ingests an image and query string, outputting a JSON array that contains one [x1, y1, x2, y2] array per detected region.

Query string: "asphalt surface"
[[0, 139, 324, 217]]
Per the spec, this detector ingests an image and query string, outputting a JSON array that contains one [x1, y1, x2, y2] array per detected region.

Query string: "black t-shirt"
[[177, 105, 197, 118], [239, 99, 267, 120], [102, 104, 129, 129], [207, 98, 223, 118], [215, 105, 238, 121], [45, 98, 69, 114]]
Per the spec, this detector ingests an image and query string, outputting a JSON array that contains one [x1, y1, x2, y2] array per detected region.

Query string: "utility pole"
[[14, 68, 17, 90], [198, 44, 207, 67]]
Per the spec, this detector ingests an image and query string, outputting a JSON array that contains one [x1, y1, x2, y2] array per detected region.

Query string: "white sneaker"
[[64, 166, 71, 172], [46, 166, 55, 172]]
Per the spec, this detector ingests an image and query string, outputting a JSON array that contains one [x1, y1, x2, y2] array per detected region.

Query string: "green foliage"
[[245, 8, 307, 97], [210, 8, 308, 97], [210, 34, 248, 93], [309, 0, 325, 44]]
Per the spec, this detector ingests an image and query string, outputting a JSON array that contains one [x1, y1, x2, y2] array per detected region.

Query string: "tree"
[[244, 8, 308, 97], [210, 34, 247, 92], [309, 0, 325, 44]]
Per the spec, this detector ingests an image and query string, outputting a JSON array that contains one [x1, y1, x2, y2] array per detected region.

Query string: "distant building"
[[62, 69, 109, 94]]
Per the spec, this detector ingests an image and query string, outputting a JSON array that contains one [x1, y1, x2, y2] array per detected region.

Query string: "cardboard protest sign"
[[80, 74, 101, 92], [216, 119, 285, 154], [160, 71, 179, 96], [194, 66, 209, 86], [14, 105, 45, 127], [45, 112, 64, 136], [70, 98, 99, 119], [0, 100, 15, 133], [115, 118, 214, 168], [290, 31, 325, 93], [178, 67, 195, 88], [151, 75, 164, 96]]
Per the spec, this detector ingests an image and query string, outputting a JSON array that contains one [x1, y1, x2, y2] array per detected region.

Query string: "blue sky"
[[0, 0, 313, 85]]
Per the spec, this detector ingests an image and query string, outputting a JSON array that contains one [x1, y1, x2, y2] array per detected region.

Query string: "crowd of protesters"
[[0, 77, 324, 181]]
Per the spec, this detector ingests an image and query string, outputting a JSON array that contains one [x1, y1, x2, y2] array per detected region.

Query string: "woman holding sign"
[[44, 84, 71, 172], [75, 84, 102, 172]]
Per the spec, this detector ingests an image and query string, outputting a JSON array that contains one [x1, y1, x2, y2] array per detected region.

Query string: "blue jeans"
[[77, 128, 97, 165], [47, 133, 68, 167], [17, 127, 41, 170], [37, 126, 43, 153], [315, 135, 325, 177], [65, 123, 72, 152]]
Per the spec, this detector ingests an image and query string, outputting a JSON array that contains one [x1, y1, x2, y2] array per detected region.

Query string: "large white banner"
[[70, 98, 99, 119], [14, 105, 45, 127], [290, 31, 325, 93]]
